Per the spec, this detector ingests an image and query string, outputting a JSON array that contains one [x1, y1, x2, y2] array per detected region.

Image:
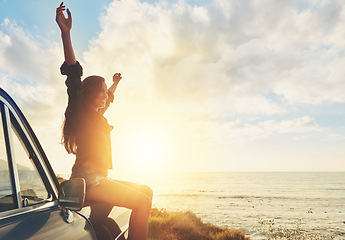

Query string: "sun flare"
[[137, 139, 159, 161], [130, 131, 169, 172], [116, 116, 175, 174]]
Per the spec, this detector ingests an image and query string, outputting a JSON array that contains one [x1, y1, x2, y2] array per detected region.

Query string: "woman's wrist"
[[61, 30, 71, 37]]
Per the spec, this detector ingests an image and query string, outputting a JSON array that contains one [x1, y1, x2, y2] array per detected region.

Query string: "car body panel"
[[0, 202, 94, 240]]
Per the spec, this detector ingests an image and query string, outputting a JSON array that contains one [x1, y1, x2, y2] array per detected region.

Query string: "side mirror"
[[58, 178, 86, 211]]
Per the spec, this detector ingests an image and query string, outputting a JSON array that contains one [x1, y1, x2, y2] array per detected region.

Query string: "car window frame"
[[9, 111, 54, 205], [0, 89, 59, 216]]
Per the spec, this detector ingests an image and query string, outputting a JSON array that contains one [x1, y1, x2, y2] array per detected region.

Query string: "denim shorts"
[[70, 166, 107, 192]]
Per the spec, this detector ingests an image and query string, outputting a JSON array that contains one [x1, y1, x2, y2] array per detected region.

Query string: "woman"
[[56, 3, 152, 240]]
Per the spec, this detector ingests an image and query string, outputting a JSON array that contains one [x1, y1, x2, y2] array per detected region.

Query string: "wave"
[[155, 193, 345, 202], [325, 188, 345, 191]]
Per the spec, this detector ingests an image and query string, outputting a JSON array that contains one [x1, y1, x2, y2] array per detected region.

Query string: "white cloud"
[[83, 0, 345, 122], [1, 19, 45, 81], [80, 1, 345, 173], [0, 19, 65, 119], [185, 116, 324, 145], [2, 0, 345, 172], [258, 116, 322, 134]]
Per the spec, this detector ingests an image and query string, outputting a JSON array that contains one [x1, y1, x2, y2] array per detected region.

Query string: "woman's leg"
[[85, 179, 152, 240], [113, 179, 153, 200]]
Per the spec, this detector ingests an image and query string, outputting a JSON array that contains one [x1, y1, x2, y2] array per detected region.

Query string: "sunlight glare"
[[118, 116, 175, 175], [130, 130, 169, 173], [137, 138, 159, 161]]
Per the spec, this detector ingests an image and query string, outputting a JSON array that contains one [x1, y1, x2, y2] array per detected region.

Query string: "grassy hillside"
[[149, 208, 250, 240]]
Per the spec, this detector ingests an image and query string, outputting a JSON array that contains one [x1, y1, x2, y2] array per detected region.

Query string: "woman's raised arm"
[[56, 2, 76, 66], [108, 73, 122, 94]]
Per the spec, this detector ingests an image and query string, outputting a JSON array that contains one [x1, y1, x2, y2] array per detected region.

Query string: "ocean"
[[134, 172, 345, 240]]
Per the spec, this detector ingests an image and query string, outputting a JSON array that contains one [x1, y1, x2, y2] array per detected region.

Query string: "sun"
[[110, 109, 179, 178], [116, 118, 174, 174], [131, 131, 166, 172], [137, 139, 159, 161]]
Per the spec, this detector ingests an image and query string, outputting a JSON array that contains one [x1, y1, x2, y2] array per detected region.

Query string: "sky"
[[1, 0, 345, 177]]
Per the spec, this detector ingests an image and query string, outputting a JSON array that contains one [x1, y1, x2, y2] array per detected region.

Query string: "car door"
[[0, 88, 96, 240]]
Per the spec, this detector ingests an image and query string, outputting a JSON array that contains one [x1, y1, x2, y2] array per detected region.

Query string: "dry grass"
[[148, 208, 250, 240]]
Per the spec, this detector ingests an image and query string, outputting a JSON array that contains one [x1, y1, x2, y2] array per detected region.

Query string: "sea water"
[[135, 172, 345, 239]]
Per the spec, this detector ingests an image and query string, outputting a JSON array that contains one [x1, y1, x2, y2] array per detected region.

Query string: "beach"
[[129, 172, 345, 239]]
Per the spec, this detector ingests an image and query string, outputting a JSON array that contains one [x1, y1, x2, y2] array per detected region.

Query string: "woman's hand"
[[108, 73, 122, 94], [56, 2, 76, 65], [56, 2, 72, 33], [113, 73, 122, 84]]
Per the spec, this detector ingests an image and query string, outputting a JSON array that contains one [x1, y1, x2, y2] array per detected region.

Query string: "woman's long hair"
[[62, 75, 105, 154]]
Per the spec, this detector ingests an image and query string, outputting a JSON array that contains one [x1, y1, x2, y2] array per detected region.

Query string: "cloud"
[[0, 19, 65, 123], [185, 115, 323, 145], [83, 0, 345, 123], [1, 0, 344, 172]]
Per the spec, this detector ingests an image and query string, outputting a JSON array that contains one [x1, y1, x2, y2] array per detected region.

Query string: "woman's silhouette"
[[56, 3, 152, 240]]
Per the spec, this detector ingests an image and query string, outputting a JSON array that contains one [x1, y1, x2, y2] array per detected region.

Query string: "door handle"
[[22, 198, 29, 207]]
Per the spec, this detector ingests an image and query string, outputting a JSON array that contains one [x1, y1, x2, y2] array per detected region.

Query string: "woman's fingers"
[[56, 7, 65, 15], [113, 73, 122, 83], [67, 8, 72, 19], [56, 2, 65, 13], [56, 3, 67, 20], [113, 73, 122, 78]]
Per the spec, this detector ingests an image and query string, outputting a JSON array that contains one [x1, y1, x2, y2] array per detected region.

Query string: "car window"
[[0, 110, 15, 212], [9, 116, 50, 207]]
